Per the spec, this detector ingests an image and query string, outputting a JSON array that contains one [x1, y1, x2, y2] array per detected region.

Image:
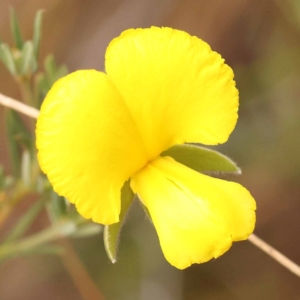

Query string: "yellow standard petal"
[[106, 27, 239, 159], [131, 156, 256, 269], [36, 70, 148, 224]]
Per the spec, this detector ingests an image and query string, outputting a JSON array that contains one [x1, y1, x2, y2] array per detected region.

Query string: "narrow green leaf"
[[9, 8, 23, 50], [21, 150, 31, 187], [35, 73, 49, 96], [21, 41, 34, 75], [6, 110, 32, 147], [162, 144, 241, 174], [0, 44, 17, 76], [55, 65, 68, 80], [104, 181, 134, 263], [12, 110, 32, 150], [5, 110, 32, 176], [37, 55, 68, 106], [5, 110, 21, 176], [33, 10, 44, 59], [31, 56, 38, 73], [39, 76, 50, 94], [44, 54, 56, 80], [5, 197, 46, 242]]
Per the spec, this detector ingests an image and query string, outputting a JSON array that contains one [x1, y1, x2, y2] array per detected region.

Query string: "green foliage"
[[35, 54, 68, 106], [0, 43, 17, 76], [5, 110, 32, 177], [104, 181, 135, 263], [9, 8, 24, 50], [21, 41, 37, 75], [0, 8, 98, 264], [162, 144, 241, 174], [0, 9, 61, 82], [4, 196, 47, 242], [33, 10, 44, 59], [1, 9, 39, 78]]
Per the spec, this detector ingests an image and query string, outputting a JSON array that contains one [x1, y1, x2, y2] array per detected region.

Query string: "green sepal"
[[0, 43, 17, 76], [33, 10, 44, 59], [162, 144, 241, 174], [9, 8, 23, 50], [104, 180, 134, 263], [140, 201, 152, 222]]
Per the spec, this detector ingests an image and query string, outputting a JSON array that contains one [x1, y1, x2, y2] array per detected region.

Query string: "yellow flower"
[[36, 27, 256, 269]]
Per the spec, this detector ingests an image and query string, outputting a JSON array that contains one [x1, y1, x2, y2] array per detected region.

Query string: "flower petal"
[[106, 27, 238, 160], [36, 70, 148, 224], [130, 156, 256, 269]]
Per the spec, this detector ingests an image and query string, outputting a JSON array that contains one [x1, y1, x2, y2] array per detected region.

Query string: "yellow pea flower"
[[36, 27, 256, 269]]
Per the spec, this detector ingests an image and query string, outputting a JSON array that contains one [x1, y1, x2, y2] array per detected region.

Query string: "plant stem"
[[0, 221, 76, 262], [248, 234, 300, 277], [0, 93, 39, 119], [17, 78, 34, 106]]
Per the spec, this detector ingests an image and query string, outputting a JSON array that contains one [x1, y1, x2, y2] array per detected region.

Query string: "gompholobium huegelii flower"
[[36, 27, 256, 269]]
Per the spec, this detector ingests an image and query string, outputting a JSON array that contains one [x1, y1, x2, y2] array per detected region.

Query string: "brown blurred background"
[[1, 0, 300, 299]]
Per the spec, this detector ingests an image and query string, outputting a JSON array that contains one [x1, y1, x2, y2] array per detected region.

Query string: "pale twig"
[[0, 93, 105, 297], [1, 93, 300, 279], [248, 234, 300, 277], [0, 93, 39, 119]]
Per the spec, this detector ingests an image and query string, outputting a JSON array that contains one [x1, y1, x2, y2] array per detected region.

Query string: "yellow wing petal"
[[131, 156, 256, 269], [106, 27, 238, 160], [36, 70, 148, 224]]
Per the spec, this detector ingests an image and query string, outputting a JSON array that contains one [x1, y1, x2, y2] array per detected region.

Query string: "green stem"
[[17, 77, 33, 106], [0, 220, 77, 262], [15, 77, 36, 132]]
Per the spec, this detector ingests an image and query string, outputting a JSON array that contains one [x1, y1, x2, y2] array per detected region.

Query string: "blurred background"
[[1, 0, 300, 299]]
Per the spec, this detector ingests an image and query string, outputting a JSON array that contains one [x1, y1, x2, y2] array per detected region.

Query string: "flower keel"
[[131, 156, 256, 269]]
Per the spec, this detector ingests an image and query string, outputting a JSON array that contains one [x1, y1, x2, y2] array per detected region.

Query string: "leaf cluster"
[[0, 9, 101, 263]]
